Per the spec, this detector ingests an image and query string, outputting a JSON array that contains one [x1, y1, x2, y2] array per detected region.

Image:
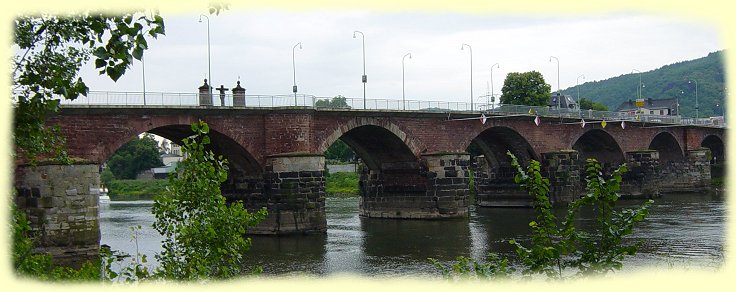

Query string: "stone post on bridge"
[[13, 163, 101, 268], [198, 79, 212, 106], [541, 150, 582, 204], [232, 80, 246, 107], [246, 153, 327, 234]]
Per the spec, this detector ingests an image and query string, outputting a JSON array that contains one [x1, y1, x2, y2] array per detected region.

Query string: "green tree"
[[152, 121, 267, 280], [100, 167, 114, 187], [579, 97, 609, 111], [315, 95, 351, 109], [324, 139, 355, 162], [500, 71, 551, 106], [107, 134, 163, 179], [12, 12, 165, 164]]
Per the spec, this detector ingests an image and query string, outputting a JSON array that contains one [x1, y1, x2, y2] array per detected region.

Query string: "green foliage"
[[568, 161, 653, 275], [500, 71, 551, 106], [507, 153, 565, 278], [107, 134, 163, 179], [325, 172, 359, 197], [315, 95, 351, 109], [578, 97, 608, 111], [325, 139, 355, 162], [100, 167, 114, 187], [107, 179, 170, 200], [430, 254, 513, 280], [562, 50, 725, 117], [12, 12, 165, 163], [13, 204, 101, 281], [152, 120, 267, 280], [433, 152, 652, 280], [100, 226, 153, 282]]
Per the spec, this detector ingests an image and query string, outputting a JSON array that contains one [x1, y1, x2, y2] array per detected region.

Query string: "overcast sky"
[[76, 10, 723, 104]]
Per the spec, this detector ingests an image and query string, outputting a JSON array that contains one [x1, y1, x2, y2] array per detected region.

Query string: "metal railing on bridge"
[[39, 91, 725, 128]]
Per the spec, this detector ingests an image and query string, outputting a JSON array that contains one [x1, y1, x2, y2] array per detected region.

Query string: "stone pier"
[[541, 150, 582, 204], [621, 150, 661, 198], [13, 163, 101, 268], [659, 148, 712, 193], [359, 153, 469, 219], [474, 156, 531, 207], [246, 154, 327, 234]]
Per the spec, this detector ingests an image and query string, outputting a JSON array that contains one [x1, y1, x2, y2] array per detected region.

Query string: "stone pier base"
[[541, 150, 581, 204], [246, 154, 327, 234], [360, 153, 469, 219], [13, 163, 101, 268], [621, 150, 661, 198], [474, 156, 531, 207], [659, 148, 712, 193]]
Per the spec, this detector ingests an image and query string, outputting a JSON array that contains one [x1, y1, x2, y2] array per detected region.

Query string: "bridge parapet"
[[48, 90, 725, 128]]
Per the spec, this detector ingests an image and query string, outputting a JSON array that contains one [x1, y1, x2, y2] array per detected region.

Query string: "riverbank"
[[107, 179, 168, 200], [107, 173, 359, 200], [325, 172, 359, 197]]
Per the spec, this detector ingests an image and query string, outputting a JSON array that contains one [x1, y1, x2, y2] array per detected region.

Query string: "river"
[[99, 193, 724, 277]]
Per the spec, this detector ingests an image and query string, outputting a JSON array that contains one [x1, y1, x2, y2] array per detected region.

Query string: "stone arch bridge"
[[14, 106, 725, 265]]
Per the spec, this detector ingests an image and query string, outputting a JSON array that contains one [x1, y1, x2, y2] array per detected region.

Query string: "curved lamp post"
[[576, 74, 585, 105], [689, 79, 699, 120], [490, 63, 499, 111], [402, 52, 412, 110], [353, 31, 367, 109], [549, 56, 560, 108], [462, 44, 473, 111], [292, 42, 302, 106], [198, 15, 211, 95], [631, 69, 642, 101]]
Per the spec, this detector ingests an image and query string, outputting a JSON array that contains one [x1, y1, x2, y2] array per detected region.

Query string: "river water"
[[100, 193, 725, 277]]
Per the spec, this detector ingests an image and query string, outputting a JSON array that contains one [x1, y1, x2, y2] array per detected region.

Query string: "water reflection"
[[99, 193, 724, 276]]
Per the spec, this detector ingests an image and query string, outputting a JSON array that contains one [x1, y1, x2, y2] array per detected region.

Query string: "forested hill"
[[561, 50, 725, 117]]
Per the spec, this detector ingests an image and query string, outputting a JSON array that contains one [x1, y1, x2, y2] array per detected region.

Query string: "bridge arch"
[[701, 135, 724, 163], [317, 118, 424, 171], [103, 123, 262, 178], [571, 129, 625, 164], [467, 126, 539, 167], [648, 131, 684, 163]]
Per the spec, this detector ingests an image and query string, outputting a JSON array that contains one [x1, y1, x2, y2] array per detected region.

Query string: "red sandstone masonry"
[[45, 108, 723, 168]]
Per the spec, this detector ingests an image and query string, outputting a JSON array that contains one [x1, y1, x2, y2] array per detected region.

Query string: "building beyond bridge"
[[13, 105, 725, 267]]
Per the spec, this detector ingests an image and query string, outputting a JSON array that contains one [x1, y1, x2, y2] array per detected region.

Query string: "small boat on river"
[[99, 187, 110, 203]]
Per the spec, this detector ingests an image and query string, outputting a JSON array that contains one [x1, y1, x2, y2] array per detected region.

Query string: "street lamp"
[[576, 74, 585, 110], [631, 69, 642, 100], [549, 56, 560, 109], [402, 52, 411, 110], [689, 79, 699, 120], [292, 42, 302, 106], [142, 55, 146, 105], [462, 44, 474, 111], [490, 63, 499, 111], [353, 31, 367, 109], [198, 15, 211, 94]]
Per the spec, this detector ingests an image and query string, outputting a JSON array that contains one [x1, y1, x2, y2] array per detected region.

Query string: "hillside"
[[561, 51, 725, 117]]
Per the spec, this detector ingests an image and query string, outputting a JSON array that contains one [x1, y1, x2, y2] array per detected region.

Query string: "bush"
[[432, 152, 653, 280], [12, 205, 101, 281], [107, 179, 169, 200], [325, 172, 359, 197], [152, 121, 267, 280]]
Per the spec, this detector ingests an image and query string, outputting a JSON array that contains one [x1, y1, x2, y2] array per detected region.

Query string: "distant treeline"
[[562, 50, 725, 117], [107, 179, 168, 200]]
